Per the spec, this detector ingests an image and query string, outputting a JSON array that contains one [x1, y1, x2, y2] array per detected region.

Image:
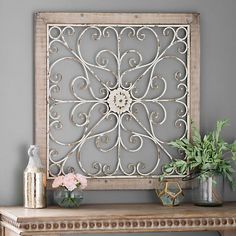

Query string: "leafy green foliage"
[[161, 120, 236, 188]]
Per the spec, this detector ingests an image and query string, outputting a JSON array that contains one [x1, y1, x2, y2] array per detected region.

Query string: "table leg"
[[219, 231, 236, 236], [4, 228, 18, 236]]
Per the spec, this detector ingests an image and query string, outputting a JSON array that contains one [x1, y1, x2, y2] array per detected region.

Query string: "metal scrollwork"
[[47, 24, 190, 178]]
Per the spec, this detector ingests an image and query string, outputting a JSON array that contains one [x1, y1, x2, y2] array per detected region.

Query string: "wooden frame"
[[35, 12, 200, 190]]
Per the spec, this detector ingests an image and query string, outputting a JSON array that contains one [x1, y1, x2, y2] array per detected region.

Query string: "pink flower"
[[76, 174, 88, 189], [63, 173, 77, 191], [65, 182, 77, 191], [52, 173, 88, 191], [52, 176, 64, 188]]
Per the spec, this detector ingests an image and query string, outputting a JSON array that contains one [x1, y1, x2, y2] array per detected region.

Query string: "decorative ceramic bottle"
[[24, 145, 46, 208]]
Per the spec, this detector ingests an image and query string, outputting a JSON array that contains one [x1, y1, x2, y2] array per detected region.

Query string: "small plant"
[[161, 120, 236, 188], [52, 173, 88, 208]]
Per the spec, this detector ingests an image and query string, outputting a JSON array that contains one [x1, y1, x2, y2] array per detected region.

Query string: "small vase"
[[24, 145, 46, 208], [192, 172, 223, 206], [54, 187, 83, 208]]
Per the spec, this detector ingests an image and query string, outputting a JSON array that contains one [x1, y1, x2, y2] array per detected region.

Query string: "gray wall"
[[0, 0, 236, 236]]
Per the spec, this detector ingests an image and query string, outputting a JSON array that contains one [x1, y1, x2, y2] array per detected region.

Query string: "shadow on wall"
[[15, 144, 29, 204], [47, 188, 194, 205]]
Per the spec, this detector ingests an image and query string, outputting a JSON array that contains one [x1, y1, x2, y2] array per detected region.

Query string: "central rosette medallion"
[[107, 88, 132, 114]]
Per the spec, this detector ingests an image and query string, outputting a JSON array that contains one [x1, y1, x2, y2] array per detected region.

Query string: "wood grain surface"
[[0, 203, 236, 235]]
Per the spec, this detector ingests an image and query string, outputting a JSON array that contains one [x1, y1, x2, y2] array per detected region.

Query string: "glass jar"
[[192, 172, 223, 206], [156, 181, 184, 206], [54, 187, 83, 208]]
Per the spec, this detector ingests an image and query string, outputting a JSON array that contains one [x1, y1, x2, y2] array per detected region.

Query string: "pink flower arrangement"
[[52, 173, 87, 191]]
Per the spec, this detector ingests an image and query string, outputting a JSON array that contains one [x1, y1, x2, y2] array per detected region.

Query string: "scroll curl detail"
[[47, 24, 190, 178]]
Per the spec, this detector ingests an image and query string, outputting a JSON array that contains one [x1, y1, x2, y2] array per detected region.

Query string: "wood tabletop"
[[1, 203, 236, 235], [1, 203, 236, 222]]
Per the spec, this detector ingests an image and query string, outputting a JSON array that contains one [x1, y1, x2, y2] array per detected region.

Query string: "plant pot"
[[54, 187, 83, 208], [191, 173, 223, 206]]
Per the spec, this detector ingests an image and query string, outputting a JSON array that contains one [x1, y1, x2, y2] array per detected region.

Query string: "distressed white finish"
[[48, 24, 189, 178]]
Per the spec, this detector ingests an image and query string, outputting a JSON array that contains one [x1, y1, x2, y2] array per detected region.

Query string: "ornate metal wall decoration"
[[35, 13, 200, 189]]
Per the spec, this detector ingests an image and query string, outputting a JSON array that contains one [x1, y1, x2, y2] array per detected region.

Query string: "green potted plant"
[[161, 120, 236, 206]]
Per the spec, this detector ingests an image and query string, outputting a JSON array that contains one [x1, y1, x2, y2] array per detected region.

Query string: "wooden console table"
[[1, 203, 236, 236]]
